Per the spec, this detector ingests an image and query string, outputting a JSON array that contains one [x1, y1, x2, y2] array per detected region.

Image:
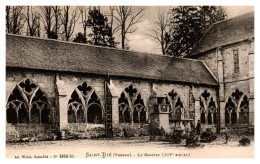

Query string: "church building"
[[6, 12, 254, 142]]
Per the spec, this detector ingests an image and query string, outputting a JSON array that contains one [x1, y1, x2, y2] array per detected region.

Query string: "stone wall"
[[6, 70, 57, 122], [192, 40, 254, 128], [6, 123, 58, 142], [6, 69, 218, 142], [195, 50, 218, 78], [6, 69, 59, 142]]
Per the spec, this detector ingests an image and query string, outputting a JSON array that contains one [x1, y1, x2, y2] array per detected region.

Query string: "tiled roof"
[[6, 34, 217, 86], [187, 12, 254, 57]]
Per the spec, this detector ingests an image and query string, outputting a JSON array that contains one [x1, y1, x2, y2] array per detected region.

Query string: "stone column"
[[248, 38, 254, 125], [219, 102, 226, 128], [217, 47, 226, 129], [58, 95, 68, 131], [111, 96, 119, 128], [55, 74, 68, 131], [194, 99, 200, 126], [158, 105, 170, 133]]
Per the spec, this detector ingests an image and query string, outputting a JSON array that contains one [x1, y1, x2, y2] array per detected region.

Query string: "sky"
[[124, 6, 254, 54], [71, 6, 254, 55]]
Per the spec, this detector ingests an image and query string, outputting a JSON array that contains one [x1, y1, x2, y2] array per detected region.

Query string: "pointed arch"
[[167, 89, 184, 120], [225, 89, 249, 125], [118, 84, 147, 124], [67, 81, 103, 124], [208, 97, 217, 124], [199, 90, 214, 124], [87, 91, 103, 123], [6, 78, 50, 124], [238, 95, 249, 124]]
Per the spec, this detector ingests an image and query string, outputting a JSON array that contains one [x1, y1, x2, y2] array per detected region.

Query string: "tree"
[[26, 6, 41, 37], [6, 6, 26, 34], [40, 6, 53, 38], [148, 9, 170, 55], [52, 6, 62, 39], [40, 6, 61, 39], [86, 7, 115, 47], [113, 6, 144, 49], [79, 6, 90, 43], [73, 32, 87, 43], [60, 6, 80, 41], [166, 6, 227, 57]]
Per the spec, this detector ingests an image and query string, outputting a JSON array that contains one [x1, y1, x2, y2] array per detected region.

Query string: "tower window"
[[233, 50, 239, 73]]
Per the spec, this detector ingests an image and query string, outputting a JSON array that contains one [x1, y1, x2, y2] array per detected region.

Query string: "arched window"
[[199, 90, 217, 125], [118, 92, 130, 123], [87, 92, 102, 123], [225, 89, 248, 125], [225, 97, 236, 124], [133, 94, 146, 123], [68, 90, 85, 123], [118, 85, 147, 124], [67, 82, 103, 124], [239, 96, 249, 124], [168, 90, 184, 120], [6, 78, 50, 123], [200, 97, 206, 123], [208, 97, 217, 124]]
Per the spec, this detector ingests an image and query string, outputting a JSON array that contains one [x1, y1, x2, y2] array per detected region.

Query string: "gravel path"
[[6, 136, 254, 158]]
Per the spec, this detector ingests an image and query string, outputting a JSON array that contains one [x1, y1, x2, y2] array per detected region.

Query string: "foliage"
[[148, 122, 166, 140], [86, 7, 115, 47], [170, 130, 184, 144], [239, 136, 251, 146], [148, 122, 161, 137], [39, 6, 61, 39], [166, 6, 227, 57], [6, 6, 26, 34], [200, 128, 217, 143], [73, 32, 87, 43], [185, 130, 200, 147]]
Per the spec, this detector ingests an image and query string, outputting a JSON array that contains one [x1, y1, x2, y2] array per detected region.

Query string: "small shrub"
[[239, 137, 251, 146], [185, 131, 200, 148], [170, 130, 184, 144], [200, 128, 217, 143], [148, 122, 162, 137]]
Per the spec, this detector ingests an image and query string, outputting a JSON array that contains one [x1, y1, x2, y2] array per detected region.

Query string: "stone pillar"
[[219, 101, 226, 127], [112, 96, 119, 128], [194, 99, 200, 126], [217, 47, 225, 129], [55, 74, 68, 131], [159, 112, 170, 133], [59, 95, 68, 131], [248, 38, 254, 125]]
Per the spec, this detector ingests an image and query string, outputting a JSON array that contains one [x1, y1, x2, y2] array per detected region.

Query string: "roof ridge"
[[210, 11, 254, 27], [6, 33, 204, 63], [186, 11, 254, 57]]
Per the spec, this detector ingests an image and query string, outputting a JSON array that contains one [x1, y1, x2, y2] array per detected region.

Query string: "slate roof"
[[187, 12, 254, 57], [6, 34, 217, 86]]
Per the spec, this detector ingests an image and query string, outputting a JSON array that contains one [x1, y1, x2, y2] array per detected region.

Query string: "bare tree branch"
[[60, 6, 80, 41], [147, 8, 169, 55], [112, 6, 144, 49]]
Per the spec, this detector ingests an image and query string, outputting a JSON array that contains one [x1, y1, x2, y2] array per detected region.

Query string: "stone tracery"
[[6, 78, 50, 123], [118, 85, 147, 123], [67, 82, 103, 123]]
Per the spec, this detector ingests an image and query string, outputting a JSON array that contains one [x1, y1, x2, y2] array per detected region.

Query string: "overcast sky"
[[29, 6, 255, 54], [122, 6, 254, 54]]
